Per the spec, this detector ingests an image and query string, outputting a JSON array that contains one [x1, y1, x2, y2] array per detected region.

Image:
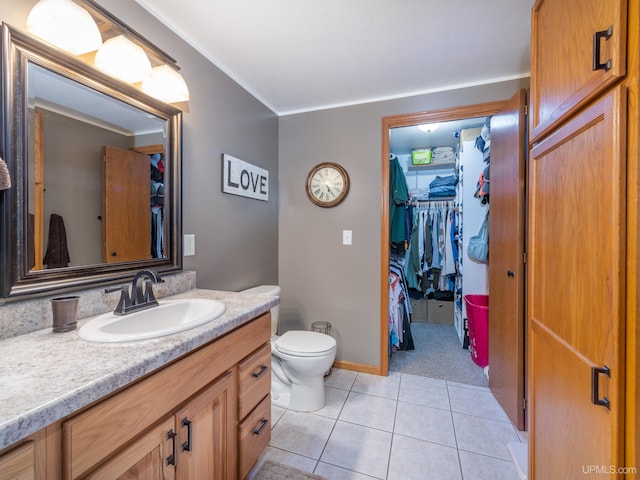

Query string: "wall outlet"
[[342, 230, 352, 245], [184, 234, 195, 256]]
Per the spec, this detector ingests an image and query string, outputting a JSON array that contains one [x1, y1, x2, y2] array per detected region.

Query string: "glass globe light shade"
[[27, 0, 102, 55]]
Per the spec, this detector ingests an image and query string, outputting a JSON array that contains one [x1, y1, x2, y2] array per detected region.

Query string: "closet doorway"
[[380, 92, 527, 428]]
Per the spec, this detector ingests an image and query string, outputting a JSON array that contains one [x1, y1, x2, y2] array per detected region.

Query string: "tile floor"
[[250, 368, 526, 480]]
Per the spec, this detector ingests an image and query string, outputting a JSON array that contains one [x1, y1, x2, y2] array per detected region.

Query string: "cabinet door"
[[528, 86, 626, 478], [0, 442, 35, 480], [84, 417, 176, 480], [530, 0, 627, 142], [175, 371, 237, 480]]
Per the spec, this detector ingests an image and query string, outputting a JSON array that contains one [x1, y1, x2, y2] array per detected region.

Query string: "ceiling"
[[134, 0, 535, 116]]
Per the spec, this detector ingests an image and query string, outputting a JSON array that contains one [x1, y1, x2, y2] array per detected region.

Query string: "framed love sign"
[[222, 154, 269, 201]]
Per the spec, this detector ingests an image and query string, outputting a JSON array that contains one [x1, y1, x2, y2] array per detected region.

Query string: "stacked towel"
[[431, 147, 456, 164], [0, 155, 11, 190]]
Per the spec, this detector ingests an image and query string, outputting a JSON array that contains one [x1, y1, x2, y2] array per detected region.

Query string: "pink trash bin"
[[464, 294, 489, 368]]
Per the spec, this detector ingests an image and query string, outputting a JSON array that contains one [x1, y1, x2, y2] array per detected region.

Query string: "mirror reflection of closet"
[[387, 116, 490, 386]]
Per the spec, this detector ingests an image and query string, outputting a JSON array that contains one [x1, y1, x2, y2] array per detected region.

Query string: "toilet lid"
[[275, 331, 336, 357]]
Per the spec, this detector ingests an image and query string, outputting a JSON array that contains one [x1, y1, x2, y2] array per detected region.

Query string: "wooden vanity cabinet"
[[58, 313, 270, 480], [85, 372, 235, 480]]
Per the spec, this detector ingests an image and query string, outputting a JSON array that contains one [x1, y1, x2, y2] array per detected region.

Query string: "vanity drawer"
[[238, 395, 271, 479], [238, 342, 271, 418]]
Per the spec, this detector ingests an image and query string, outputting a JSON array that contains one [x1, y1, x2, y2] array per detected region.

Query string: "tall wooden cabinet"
[[528, 0, 638, 477]]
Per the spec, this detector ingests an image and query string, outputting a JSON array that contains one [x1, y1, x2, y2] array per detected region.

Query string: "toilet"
[[241, 285, 337, 412]]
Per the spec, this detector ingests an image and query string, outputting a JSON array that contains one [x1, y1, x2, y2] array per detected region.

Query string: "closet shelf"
[[407, 161, 456, 171]]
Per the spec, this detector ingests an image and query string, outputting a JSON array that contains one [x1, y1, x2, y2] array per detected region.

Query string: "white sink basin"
[[78, 299, 226, 343]]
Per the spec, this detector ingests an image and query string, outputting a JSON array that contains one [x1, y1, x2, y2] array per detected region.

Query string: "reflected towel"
[[43, 214, 71, 269], [0, 156, 11, 190]]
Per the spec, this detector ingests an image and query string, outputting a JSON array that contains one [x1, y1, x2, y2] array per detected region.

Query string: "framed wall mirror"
[[0, 23, 182, 300]]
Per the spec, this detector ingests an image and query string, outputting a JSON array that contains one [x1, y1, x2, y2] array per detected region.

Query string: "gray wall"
[[1, 0, 279, 297], [278, 78, 529, 367], [1, 0, 527, 370]]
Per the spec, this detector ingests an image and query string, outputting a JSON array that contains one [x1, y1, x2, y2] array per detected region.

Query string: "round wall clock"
[[306, 162, 350, 207]]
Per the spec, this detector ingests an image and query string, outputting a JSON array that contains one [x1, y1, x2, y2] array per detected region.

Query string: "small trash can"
[[464, 294, 489, 368]]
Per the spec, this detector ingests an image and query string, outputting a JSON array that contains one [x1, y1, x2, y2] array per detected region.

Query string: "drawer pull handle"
[[166, 429, 178, 466], [591, 365, 611, 409], [252, 418, 268, 435], [592, 26, 613, 71], [181, 417, 193, 452], [252, 364, 268, 378]]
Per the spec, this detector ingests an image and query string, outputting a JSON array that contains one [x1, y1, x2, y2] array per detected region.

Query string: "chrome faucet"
[[105, 270, 164, 315]]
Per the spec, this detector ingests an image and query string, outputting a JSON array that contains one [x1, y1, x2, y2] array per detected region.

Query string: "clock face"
[[306, 162, 350, 207]]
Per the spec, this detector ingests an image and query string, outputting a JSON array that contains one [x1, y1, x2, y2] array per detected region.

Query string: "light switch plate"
[[342, 230, 352, 245], [184, 234, 195, 256]]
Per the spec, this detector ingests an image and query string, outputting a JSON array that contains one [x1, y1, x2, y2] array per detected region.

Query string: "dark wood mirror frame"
[[0, 23, 183, 301]]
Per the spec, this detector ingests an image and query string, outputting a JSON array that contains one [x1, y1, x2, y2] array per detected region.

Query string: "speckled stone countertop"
[[0, 288, 278, 451]]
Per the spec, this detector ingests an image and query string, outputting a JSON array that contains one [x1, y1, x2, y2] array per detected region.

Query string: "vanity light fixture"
[[418, 122, 441, 133], [94, 35, 152, 84], [26, 0, 102, 55], [142, 64, 190, 103]]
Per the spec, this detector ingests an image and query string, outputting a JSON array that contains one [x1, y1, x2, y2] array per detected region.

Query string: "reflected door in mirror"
[[102, 146, 151, 263]]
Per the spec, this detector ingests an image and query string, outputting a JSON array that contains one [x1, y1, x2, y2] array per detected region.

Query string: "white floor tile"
[[321, 421, 392, 479], [388, 434, 462, 480], [394, 401, 456, 447], [459, 450, 521, 480], [448, 385, 510, 422], [313, 386, 349, 419], [264, 370, 524, 480], [271, 405, 286, 427], [446, 380, 490, 392], [453, 412, 520, 460], [339, 392, 397, 431], [325, 368, 358, 390], [315, 462, 378, 479], [352, 371, 401, 399], [269, 410, 336, 459], [248, 446, 318, 479], [398, 373, 450, 410]]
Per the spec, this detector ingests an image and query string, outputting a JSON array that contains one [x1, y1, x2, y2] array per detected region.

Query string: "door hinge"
[[522, 397, 527, 411], [522, 252, 527, 264], [524, 103, 528, 117]]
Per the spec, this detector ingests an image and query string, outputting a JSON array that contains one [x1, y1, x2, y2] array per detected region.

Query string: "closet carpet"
[[389, 322, 489, 387]]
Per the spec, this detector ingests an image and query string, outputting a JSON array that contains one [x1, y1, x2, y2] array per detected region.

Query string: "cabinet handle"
[[507, 270, 515, 277], [592, 26, 613, 71], [252, 418, 269, 435], [166, 429, 178, 466], [252, 364, 268, 378], [591, 365, 611, 409], [181, 417, 193, 452]]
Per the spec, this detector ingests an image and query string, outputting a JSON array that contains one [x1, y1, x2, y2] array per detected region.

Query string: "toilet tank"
[[240, 285, 280, 336]]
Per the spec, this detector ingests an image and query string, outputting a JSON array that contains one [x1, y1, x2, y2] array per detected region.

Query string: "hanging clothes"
[[389, 154, 410, 245], [389, 257, 414, 352]]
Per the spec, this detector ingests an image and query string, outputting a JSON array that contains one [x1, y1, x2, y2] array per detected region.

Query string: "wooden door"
[[102, 146, 151, 263], [84, 416, 176, 480], [530, 0, 627, 142], [488, 89, 527, 430], [175, 372, 237, 480], [527, 86, 626, 478]]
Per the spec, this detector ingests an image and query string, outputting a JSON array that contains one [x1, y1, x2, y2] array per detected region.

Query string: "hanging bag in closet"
[[468, 211, 489, 263]]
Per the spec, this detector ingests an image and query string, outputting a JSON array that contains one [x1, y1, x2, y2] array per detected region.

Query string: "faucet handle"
[[142, 280, 160, 306], [105, 285, 132, 315]]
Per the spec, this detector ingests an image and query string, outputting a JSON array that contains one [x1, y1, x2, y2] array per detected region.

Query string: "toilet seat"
[[274, 331, 336, 357]]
